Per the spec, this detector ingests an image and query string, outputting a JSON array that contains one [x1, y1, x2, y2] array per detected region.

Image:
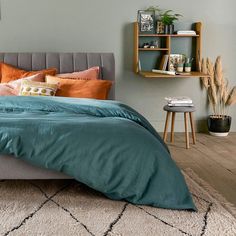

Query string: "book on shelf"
[[175, 72, 191, 76], [152, 69, 175, 75], [177, 30, 196, 35], [159, 55, 169, 70], [168, 103, 194, 107], [165, 96, 193, 103]]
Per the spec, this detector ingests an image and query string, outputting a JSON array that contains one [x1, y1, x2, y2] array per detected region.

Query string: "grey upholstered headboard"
[[0, 52, 115, 99]]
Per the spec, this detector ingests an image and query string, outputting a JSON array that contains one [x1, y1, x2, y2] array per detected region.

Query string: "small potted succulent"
[[201, 56, 236, 136], [160, 10, 182, 34]]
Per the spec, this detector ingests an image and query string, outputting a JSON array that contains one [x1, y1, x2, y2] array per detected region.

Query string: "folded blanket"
[[0, 96, 195, 210]]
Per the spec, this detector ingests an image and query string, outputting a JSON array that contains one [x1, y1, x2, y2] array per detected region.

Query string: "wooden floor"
[[165, 132, 236, 206]]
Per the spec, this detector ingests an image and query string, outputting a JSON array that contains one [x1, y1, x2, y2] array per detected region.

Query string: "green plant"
[[160, 10, 182, 25]]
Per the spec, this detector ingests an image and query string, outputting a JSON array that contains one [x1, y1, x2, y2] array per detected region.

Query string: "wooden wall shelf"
[[133, 22, 205, 79], [139, 71, 209, 78], [139, 34, 200, 37]]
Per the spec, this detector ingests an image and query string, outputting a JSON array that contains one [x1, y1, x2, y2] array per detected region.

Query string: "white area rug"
[[0, 169, 235, 236]]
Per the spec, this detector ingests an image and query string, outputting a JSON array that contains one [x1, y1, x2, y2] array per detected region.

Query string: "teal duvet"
[[0, 96, 195, 210]]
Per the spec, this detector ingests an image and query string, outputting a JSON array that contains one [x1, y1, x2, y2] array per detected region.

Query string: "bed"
[[0, 52, 115, 179], [0, 52, 195, 210]]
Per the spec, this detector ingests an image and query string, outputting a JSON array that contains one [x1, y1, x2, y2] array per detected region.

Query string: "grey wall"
[[0, 0, 235, 131]]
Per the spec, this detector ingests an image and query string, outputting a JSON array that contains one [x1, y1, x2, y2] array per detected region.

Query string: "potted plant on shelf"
[[201, 56, 236, 136], [160, 10, 182, 34]]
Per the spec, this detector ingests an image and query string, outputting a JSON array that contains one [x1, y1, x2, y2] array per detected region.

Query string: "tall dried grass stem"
[[200, 58, 209, 89], [227, 86, 236, 105], [207, 58, 217, 107], [214, 56, 223, 87]]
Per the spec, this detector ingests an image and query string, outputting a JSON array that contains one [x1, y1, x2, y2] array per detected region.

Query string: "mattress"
[[0, 154, 72, 179]]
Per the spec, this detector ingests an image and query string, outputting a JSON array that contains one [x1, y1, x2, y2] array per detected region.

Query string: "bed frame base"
[[0, 155, 72, 179]]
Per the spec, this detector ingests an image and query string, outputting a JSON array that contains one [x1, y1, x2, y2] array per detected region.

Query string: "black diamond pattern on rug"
[[1, 178, 235, 236]]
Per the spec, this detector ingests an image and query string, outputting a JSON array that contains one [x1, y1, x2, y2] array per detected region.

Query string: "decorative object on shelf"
[[184, 58, 193, 72], [200, 56, 236, 136], [185, 63, 192, 72], [140, 40, 159, 49], [141, 42, 150, 48], [160, 10, 182, 34], [156, 21, 165, 34], [169, 54, 185, 72], [137, 10, 155, 33], [177, 30, 196, 36], [177, 63, 184, 73], [164, 25, 169, 34], [150, 40, 159, 48], [168, 24, 175, 34]]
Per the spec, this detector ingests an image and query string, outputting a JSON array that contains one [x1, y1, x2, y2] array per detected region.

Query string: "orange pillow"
[[56, 67, 100, 80], [0, 63, 57, 83], [46, 75, 112, 99]]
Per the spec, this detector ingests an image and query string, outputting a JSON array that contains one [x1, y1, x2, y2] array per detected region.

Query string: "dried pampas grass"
[[227, 86, 236, 105], [222, 78, 229, 103], [202, 56, 235, 116], [207, 58, 217, 106], [200, 58, 209, 89], [214, 56, 223, 87]]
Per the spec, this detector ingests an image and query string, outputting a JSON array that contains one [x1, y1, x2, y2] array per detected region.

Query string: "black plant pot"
[[207, 115, 232, 137], [164, 25, 169, 34], [169, 24, 174, 34]]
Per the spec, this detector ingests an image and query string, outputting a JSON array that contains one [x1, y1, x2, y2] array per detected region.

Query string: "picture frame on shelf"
[[137, 10, 155, 34]]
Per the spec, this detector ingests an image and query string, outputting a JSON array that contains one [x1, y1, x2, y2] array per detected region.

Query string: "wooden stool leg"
[[170, 112, 176, 143], [184, 112, 190, 149], [163, 111, 171, 142], [190, 112, 196, 144]]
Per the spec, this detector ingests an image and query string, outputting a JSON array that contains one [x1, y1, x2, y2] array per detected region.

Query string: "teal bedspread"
[[0, 96, 195, 210]]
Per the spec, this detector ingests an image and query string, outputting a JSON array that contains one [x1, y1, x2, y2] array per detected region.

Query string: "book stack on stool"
[[163, 97, 196, 149]]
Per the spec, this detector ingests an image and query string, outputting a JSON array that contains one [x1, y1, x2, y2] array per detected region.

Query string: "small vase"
[[207, 115, 232, 137], [177, 63, 184, 72], [168, 24, 174, 34], [185, 63, 192, 72], [164, 25, 169, 34]]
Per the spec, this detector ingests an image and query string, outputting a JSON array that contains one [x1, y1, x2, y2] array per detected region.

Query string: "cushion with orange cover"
[[0, 63, 57, 83], [56, 66, 100, 80], [46, 75, 112, 100]]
